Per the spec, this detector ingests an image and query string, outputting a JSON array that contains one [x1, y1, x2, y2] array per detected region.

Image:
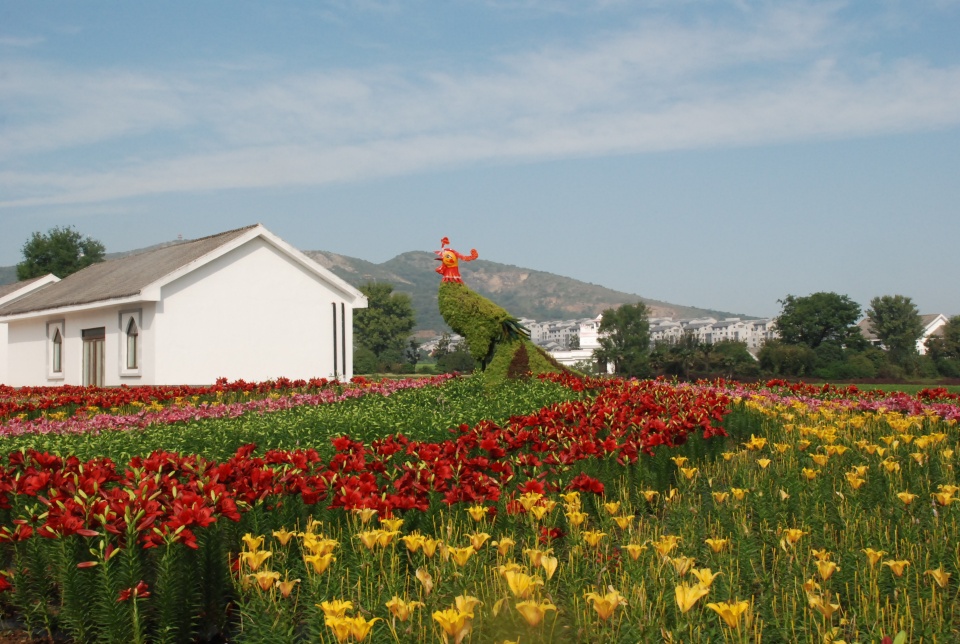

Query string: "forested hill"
[[305, 250, 744, 334], [0, 247, 745, 335]]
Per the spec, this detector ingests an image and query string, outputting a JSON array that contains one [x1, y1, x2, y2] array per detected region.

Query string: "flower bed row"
[[0, 376, 345, 422], [0, 375, 455, 439]]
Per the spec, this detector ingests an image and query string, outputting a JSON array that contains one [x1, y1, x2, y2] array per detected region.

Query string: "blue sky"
[[2, 1, 958, 318]]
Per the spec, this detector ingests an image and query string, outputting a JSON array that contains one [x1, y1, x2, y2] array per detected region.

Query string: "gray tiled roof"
[[0, 225, 257, 317], [0, 275, 52, 301]]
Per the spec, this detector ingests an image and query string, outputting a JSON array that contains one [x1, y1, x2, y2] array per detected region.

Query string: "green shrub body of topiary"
[[438, 280, 573, 383]]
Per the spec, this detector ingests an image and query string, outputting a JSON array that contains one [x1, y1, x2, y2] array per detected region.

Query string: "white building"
[[0, 274, 61, 384], [858, 313, 951, 355], [0, 224, 367, 386]]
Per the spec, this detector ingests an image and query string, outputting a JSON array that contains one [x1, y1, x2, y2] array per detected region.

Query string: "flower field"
[[0, 375, 958, 642]]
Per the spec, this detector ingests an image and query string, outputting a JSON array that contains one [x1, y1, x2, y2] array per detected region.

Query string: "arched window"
[[52, 329, 62, 373], [126, 318, 139, 369]]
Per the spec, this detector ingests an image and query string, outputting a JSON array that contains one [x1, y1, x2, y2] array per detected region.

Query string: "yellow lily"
[[347, 615, 380, 641], [353, 507, 377, 524], [467, 532, 491, 551], [515, 600, 556, 627], [670, 556, 695, 576], [276, 574, 300, 598], [448, 545, 475, 567], [454, 595, 482, 614], [675, 582, 710, 613], [303, 552, 335, 574], [932, 491, 957, 506], [925, 566, 951, 589], [896, 491, 917, 505], [272, 527, 296, 547], [707, 599, 750, 629], [844, 472, 866, 490], [422, 537, 441, 558], [432, 607, 473, 644], [248, 570, 279, 591], [652, 535, 681, 557], [530, 504, 550, 520], [318, 599, 354, 618], [816, 560, 839, 581], [584, 588, 627, 620], [357, 529, 383, 550], [400, 533, 425, 553], [780, 528, 807, 548], [379, 517, 403, 531], [385, 596, 423, 622], [518, 492, 543, 511], [504, 569, 544, 599], [302, 534, 338, 556], [241, 533, 264, 553], [466, 504, 488, 522], [705, 538, 729, 553], [492, 536, 516, 556], [582, 530, 607, 547], [862, 548, 887, 567], [239, 549, 272, 571], [624, 543, 647, 560], [690, 568, 720, 588], [566, 510, 589, 527], [612, 515, 634, 530], [376, 530, 399, 547], [324, 615, 352, 643], [808, 594, 841, 620], [883, 559, 910, 577], [540, 554, 558, 580]]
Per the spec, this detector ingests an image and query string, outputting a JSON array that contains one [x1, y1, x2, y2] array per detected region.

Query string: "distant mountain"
[[305, 250, 748, 334], [0, 245, 749, 335]]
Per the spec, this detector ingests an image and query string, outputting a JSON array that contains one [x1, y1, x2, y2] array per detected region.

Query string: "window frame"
[[46, 319, 65, 381], [118, 309, 143, 378]]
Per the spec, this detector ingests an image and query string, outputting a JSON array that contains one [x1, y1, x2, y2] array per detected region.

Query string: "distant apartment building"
[[538, 314, 777, 369]]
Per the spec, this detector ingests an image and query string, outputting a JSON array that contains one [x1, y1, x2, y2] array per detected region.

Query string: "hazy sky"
[[2, 1, 958, 318]]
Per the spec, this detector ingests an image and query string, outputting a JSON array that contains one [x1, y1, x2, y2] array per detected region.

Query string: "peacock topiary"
[[435, 237, 571, 382]]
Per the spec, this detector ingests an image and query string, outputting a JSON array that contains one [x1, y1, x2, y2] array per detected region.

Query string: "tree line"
[[593, 294, 960, 381]]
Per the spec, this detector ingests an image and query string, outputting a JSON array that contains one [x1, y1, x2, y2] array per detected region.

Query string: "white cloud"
[[0, 35, 45, 47], [2, 3, 960, 208]]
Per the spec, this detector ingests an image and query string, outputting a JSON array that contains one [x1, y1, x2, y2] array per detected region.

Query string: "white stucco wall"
[[0, 323, 7, 385], [153, 236, 356, 384], [4, 304, 157, 387]]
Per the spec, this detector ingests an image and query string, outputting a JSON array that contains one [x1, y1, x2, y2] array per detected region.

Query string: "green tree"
[[17, 226, 106, 280], [926, 316, 960, 377], [774, 292, 863, 349], [758, 340, 817, 377], [866, 295, 924, 369], [354, 282, 416, 361], [594, 302, 651, 377]]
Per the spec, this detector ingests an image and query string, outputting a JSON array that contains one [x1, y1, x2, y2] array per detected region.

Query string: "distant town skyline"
[[2, 1, 959, 318]]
